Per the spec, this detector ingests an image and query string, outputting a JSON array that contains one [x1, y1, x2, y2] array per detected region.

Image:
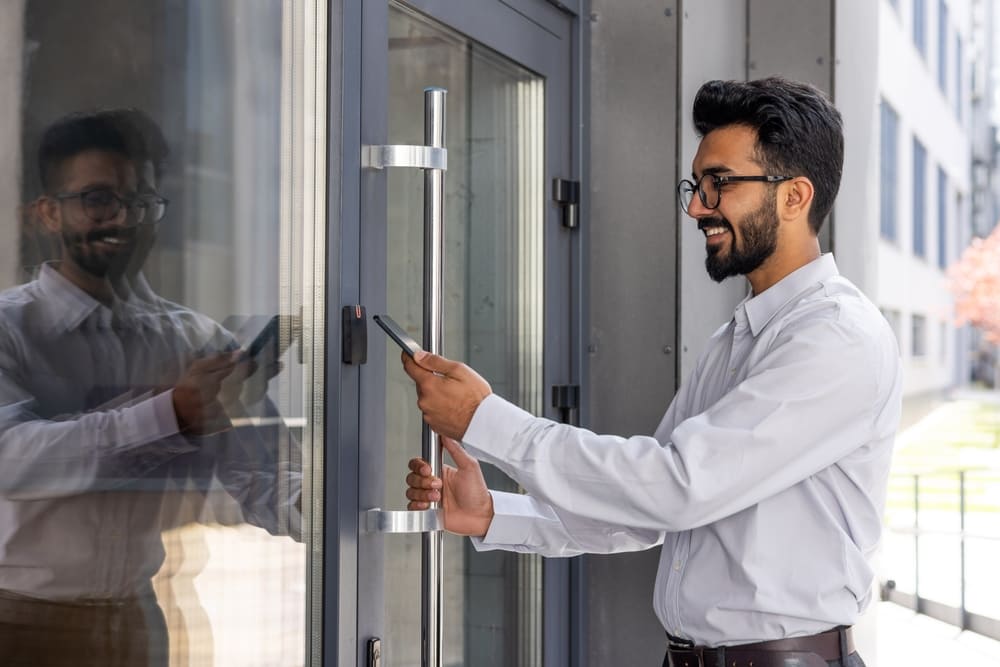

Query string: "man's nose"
[[685, 193, 714, 219]]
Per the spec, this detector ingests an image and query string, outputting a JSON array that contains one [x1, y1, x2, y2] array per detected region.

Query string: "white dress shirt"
[[464, 254, 902, 646], [0, 264, 299, 600]]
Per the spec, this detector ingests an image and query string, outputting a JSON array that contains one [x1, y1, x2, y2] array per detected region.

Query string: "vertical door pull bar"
[[421, 86, 447, 667]]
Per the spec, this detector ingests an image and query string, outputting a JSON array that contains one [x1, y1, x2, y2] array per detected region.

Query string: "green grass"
[[886, 398, 1000, 516]]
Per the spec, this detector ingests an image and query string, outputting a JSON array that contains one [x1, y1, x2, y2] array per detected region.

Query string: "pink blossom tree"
[[948, 225, 1000, 343]]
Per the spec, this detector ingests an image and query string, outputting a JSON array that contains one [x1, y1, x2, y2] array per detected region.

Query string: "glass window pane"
[[383, 4, 545, 666], [1, 2, 325, 664]]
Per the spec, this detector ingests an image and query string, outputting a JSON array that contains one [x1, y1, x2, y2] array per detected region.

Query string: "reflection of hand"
[[217, 352, 282, 409], [406, 437, 493, 537], [401, 351, 492, 441], [172, 352, 239, 435]]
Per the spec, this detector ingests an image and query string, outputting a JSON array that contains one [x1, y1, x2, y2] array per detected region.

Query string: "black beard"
[[61, 227, 135, 279], [703, 192, 779, 283]]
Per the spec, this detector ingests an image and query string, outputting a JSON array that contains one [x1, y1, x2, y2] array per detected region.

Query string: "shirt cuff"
[[470, 490, 555, 552], [147, 389, 183, 439], [463, 393, 537, 460]]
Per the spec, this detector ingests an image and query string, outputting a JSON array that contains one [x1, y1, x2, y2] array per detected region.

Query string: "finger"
[[407, 500, 431, 511], [409, 350, 464, 377], [406, 472, 442, 490], [440, 436, 477, 468], [401, 353, 428, 381], [406, 488, 441, 503], [408, 457, 432, 476]]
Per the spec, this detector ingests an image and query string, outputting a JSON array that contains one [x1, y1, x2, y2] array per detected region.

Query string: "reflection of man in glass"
[[0, 111, 298, 666]]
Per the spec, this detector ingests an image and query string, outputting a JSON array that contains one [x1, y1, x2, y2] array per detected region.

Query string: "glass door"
[[2, 2, 327, 666], [355, 1, 576, 665]]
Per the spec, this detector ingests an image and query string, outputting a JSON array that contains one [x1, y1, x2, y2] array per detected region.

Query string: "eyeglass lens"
[[678, 175, 721, 213], [79, 190, 166, 224]]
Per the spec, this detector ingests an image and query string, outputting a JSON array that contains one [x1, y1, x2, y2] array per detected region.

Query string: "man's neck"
[[57, 261, 114, 306], [747, 239, 822, 296]]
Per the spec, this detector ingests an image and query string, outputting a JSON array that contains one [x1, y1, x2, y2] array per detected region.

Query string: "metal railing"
[[881, 469, 1000, 642]]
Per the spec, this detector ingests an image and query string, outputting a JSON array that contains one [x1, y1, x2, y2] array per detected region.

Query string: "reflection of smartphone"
[[245, 315, 283, 361], [373, 314, 422, 358]]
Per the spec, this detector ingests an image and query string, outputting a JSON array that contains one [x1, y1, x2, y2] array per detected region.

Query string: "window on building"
[[912, 314, 928, 357], [913, 137, 927, 258], [955, 33, 964, 120], [937, 166, 948, 268], [913, 0, 927, 58], [880, 100, 899, 242], [937, 0, 948, 92]]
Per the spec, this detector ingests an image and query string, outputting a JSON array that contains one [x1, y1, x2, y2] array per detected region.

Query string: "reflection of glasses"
[[677, 173, 791, 214], [54, 188, 169, 224]]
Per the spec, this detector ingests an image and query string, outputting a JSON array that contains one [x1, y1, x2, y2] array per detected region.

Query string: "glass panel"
[[383, 4, 544, 666], [1, 1, 325, 665]]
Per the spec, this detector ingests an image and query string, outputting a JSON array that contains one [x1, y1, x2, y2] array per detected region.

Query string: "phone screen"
[[373, 314, 422, 358]]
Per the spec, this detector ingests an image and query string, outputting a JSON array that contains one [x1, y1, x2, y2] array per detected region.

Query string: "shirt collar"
[[36, 264, 146, 333], [740, 254, 840, 337], [37, 263, 104, 333]]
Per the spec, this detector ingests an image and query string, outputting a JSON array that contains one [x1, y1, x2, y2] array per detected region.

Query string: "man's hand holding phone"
[[374, 314, 493, 441]]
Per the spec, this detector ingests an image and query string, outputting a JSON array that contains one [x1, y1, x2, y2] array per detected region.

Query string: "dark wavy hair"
[[692, 77, 844, 234], [37, 109, 168, 193]]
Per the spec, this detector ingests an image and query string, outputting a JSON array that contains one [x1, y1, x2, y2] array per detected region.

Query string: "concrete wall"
[[585, 2, 681, 663], [675, 0, 750, 382]]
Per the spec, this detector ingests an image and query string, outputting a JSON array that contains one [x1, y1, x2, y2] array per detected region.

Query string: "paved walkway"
[[875, 601, 1000, 667]]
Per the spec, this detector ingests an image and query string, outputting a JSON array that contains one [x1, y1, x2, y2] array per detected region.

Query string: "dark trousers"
[[0, 589, 168, 667], [663, 649, 867, 667]]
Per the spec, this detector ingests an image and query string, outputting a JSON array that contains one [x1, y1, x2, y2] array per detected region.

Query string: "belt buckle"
[[670, 647, 705, 667]]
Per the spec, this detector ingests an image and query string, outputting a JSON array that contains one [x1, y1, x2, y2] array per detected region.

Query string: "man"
[[0, 111, 297, 666], [402, 78, 902, 667]]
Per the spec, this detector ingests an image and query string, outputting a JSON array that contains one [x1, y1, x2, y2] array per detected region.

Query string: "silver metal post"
[[422, 86, 446, 667]]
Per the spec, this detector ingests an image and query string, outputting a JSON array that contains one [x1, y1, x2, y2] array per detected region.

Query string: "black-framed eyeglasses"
[[677, 173, 791, 214], [54, 188, 169, 224]]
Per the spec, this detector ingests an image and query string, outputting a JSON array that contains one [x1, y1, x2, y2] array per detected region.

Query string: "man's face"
[[688, 125, 780, 283], [45, 150, 141, 279]]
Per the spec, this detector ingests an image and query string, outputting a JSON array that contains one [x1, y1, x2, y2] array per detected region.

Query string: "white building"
[[876, 0, 976, 423]]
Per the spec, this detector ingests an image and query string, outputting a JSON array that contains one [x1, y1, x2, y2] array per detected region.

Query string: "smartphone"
[[244, 315, 295, 362], [373, 314, 422, 358]]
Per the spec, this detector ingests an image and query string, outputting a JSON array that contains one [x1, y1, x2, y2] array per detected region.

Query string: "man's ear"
[[36, 195, 62, 234], [779, 177, 814, 223]]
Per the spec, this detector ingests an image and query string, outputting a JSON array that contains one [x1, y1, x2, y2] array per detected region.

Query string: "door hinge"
[[552, 178, 580, 229], [552, 384, 580, 425]]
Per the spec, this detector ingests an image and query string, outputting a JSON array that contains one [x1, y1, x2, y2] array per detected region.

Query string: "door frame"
[[330, 1, 582, 665]]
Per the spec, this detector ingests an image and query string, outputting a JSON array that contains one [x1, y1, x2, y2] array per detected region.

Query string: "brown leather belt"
[[665, 626, 855, 667]]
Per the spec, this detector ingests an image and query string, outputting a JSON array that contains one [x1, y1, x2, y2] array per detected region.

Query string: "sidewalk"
[[876, 601, 1000, 667]]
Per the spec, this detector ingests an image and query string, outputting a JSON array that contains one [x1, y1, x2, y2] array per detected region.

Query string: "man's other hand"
[[406, 437, 494, 538], [401, 351, 491, 441], [172, 352, 239, 435]]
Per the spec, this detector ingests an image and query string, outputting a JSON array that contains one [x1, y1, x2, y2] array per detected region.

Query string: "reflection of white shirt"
[[466, 254, 902, 646], [0, 265, 298, 600]]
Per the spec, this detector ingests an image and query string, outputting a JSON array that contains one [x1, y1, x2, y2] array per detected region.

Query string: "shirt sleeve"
[[471, 490, 663, 557], [462, 315, 884, 533], [0, 381, 196, 499]]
